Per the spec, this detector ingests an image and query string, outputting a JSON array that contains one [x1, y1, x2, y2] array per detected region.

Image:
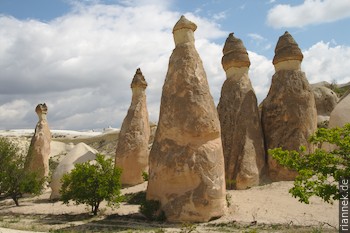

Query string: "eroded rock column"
[[261, 32, 317, 181], [25, 103, 51, 180], [146, 16, 226, 222], [217, 33, 266, 189], [115, 68, 150, 186]]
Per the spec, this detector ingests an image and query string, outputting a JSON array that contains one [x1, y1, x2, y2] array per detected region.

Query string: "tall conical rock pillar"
[[25, 103, 51, 180], [261, 32, 317, 181], [115, 68, 150, 186], [217, 33, 266, 190], [146, 16, 226, 222]]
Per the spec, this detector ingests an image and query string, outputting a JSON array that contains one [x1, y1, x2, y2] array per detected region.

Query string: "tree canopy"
[[269, 123, 350, 204], [0, 137, 44, 206], [60, 154, 123, 215]]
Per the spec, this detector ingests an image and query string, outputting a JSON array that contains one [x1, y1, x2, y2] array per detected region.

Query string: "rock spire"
[[146, 16, 226, 222], [217, 33, 266, 189], [25, 103, 51, 181], [261, 31, 317, 181], [115, 68, 150, 186]]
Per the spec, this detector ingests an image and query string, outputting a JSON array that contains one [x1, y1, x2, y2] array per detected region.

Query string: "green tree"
[[60, 154, 123, 215], [0, 137, 45, 206], [269, 124, 350, 204]]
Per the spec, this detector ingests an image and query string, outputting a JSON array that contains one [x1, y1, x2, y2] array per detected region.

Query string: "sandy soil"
[[0, 130, 339, 232], [0, 181, 338, 233]]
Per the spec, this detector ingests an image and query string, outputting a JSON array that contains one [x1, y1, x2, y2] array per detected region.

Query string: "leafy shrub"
[[60, 154, 123, 215], [140, 199, 166, 221], [0, 137, 44, 206], [142, 171, 149, 181], [269, 123, 350, 204]]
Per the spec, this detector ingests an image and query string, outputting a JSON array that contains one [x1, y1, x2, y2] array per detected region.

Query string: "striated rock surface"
[[217, 33, 266, 190], [311, 85, 339, 124], [146, 16, 226, 222], [115, 68, 150, 186], [50, 143, 97, 200], [261, 32, 317, 181], [25, 103, 51, 180]]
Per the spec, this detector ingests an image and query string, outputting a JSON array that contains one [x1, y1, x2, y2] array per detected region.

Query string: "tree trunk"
[[93, 202, 100, 215], [12, 196, 19, 206]]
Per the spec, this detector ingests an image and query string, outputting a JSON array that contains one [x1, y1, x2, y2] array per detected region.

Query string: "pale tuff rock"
[[328, 91, 350, 128], [146, 16, 226, 222], [217, 33, 266, 190], [25, 103, 51, 180], [115, 68, 150, 186], [311, 85, 339, 124], [261, 31, 317, 182], [50, 143, 97, 200]]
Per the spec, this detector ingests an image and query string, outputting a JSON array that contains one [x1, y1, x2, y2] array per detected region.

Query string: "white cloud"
[[247, 33, 272, 51], [267, 0, 350, 28], [302, 41, 350, 84], [248, 33, 265, 41], [0, 2, 227, 130], [1, 2, 349, 131], [0, 100, 32, 128], [248, 51, 275, 103], [212, 11, 226, 21]]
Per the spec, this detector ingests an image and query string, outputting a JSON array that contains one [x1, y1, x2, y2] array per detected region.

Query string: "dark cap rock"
[[273, 31, 303, 65], [222, 33, 250, 70]]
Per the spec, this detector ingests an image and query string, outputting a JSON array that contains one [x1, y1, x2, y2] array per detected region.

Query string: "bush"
[[140, 199, 166, 221], [60, 154, 123, 215], [0, 137, 45, 206], [269, 123, 350, 204], [142, 171, 149, 181]]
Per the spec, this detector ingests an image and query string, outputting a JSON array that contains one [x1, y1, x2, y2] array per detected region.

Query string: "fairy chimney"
[[115, 68, 150, 186], [146, 15, 226, 222], [217, 33, 266, 189], [261, 32, 317, 181], [25, 103, 51, 180]]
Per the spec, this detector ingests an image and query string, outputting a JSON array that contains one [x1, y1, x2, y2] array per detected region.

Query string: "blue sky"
[[1, 0, 350, 130]]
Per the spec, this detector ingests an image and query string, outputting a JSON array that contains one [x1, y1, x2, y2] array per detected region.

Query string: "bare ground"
[[0, 181, 339, 233]]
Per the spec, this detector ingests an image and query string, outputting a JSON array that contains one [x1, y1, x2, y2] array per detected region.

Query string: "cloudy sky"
[[1, 0, 350, 130]]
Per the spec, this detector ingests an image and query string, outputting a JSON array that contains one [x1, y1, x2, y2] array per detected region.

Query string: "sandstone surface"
[[50, 143, 97, 200], [311, 85, 339, 124], [217, 33, 265, 189], [146, 16, 226, 222], [115, 68, 150, 186], [328, 91, 350, 128], [25, 103, 51, 180], [261, 31, 317, 181]]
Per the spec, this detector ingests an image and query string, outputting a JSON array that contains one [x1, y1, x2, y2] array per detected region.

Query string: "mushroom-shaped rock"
[[172, 15, 197, 45], [273, 31, 303, 72], [50, 143, 97, 200], [25, 103, 51, 181], [115, 68, 150, 186], [146, 16, 226, 222], [217, 33, 266, 190], [261, 32, 317, 181]]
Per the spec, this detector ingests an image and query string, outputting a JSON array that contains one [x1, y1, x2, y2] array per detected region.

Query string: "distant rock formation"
[[25, 103, 51, 181], [146, 16, 226, 222], [328, 91, 350, 128], [115, 68, 150, 186], [50, 143, 97, 200], [311, 84, 339, 124], [217, 33, 266, 189], [261, 32, 317, 181]]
